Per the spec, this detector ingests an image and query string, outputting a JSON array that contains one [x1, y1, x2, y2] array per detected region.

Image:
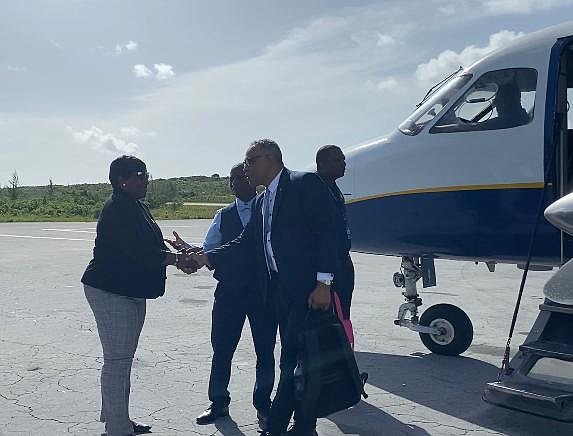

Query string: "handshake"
[[165, 231, 211, 275]]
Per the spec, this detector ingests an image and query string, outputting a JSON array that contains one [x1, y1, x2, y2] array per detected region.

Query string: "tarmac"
[[1, 220, 573, 435]]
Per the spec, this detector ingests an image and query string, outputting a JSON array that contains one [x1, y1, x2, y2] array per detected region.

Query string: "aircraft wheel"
[[419, 304, 473, 356]]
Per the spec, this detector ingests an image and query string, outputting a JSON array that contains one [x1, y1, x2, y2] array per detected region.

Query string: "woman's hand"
[[164, 231, 189, 251]]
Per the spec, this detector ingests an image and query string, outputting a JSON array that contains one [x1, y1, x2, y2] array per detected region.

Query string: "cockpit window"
[[431, 68, 538, 134], [398, 74, 472, 136]]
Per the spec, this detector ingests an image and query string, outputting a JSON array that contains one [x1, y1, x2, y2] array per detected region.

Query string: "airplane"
[[337, 21, 573, 420]]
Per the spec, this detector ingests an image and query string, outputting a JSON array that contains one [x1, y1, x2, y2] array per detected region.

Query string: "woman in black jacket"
[[82, 155, 187, 436]]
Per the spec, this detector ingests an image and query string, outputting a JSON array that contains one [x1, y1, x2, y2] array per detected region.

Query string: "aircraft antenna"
[[416, 66, 463, 108]]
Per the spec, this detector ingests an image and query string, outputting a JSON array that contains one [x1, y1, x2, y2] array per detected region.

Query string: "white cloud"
[[68, 126, 140, 155], [415, 29, 524, 85], [154, 63, 175, 80], [133, 63, 175, 80], [377, 77, 398, 90], [48, 38, 63, 50], [125, 40, 138, 51], [438, 5, 456, 15], [112, 5, 434, 171], [133, 64, 152, 78], [114, 40, 139, 54], [376, 33, 397, 47], [119, 126, 157, 138], [4, 64, 27, 72], [432, 0, 572, 17], [484, 0, 573, 14], [119, 126, 141, 137], [264, 15, 350, 56]]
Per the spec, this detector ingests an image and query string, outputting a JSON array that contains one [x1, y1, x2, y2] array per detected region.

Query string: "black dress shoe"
[[130, 420, 152, 434], [196, 403, 229, 424]]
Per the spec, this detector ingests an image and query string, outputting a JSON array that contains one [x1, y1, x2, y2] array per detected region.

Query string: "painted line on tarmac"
[[0, 234, 93, 242], [42, 228, 96, 234]]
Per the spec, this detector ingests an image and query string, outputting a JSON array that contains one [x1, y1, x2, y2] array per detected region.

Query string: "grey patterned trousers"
[[84, 284, 146, 436]]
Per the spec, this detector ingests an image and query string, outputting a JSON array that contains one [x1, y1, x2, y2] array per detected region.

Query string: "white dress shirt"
[[262, 170, 282, 272], [200, 197, 255, 252], [263, 169, 333, 282]]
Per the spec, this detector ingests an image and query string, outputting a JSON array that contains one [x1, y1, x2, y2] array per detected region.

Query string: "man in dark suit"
[[316, 145, 354, 321], [167, 164, 277, 429], [192, 139, 337, 436]]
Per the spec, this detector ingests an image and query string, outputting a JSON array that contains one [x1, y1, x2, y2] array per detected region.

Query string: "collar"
[[235, 197, 255, 208], [266, 168, 284, 194]]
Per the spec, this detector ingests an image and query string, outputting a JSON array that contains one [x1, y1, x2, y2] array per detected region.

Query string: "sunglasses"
[[243, 154, 269, 167], [132, 171, 150, 180]]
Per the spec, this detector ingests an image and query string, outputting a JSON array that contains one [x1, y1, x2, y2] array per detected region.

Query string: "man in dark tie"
[[167, 163, 277, 429], [192, 139, 337, 436], [316, 145, 354, 322]]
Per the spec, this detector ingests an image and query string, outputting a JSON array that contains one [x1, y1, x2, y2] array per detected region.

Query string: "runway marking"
[[0, 234, 93, 242], [42, 228, 96, 234]]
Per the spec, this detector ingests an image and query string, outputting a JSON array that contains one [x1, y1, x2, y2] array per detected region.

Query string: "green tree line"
[[0, 174, 234, 222]]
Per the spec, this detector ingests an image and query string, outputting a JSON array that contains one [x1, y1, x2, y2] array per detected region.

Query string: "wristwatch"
[[317, 278, 332, 286]]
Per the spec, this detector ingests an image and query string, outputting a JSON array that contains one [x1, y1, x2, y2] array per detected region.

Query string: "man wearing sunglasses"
[[191, 139, 337, 436], [166, 164, 277, 430]]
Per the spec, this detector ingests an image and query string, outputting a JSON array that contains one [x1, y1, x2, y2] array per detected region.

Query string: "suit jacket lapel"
[[271, 168, 290, 228]]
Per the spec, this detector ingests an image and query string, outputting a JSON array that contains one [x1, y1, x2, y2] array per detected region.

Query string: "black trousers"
[[333, 254, 355, 320], [208, 282, 277, 412], [268, 279, 316, 433]]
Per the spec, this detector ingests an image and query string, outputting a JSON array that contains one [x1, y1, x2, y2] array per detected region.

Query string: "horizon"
[[1, 172, 230, 189]]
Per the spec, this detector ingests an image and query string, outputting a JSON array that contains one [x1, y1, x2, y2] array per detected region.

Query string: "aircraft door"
[[554, 42, 573, 265]]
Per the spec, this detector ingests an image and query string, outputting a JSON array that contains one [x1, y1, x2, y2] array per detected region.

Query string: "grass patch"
[[151, 204, 221, 220]]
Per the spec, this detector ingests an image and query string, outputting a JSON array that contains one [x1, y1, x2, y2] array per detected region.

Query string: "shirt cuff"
[[317, 272, 334, 282]]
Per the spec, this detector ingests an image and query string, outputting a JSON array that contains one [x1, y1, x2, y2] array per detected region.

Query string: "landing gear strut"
[[393, 256, 473, 356]]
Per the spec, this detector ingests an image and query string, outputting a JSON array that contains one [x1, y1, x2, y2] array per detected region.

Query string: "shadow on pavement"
[[353, 351, 573, 436], [327, 399, 430, 435], [213, 415, 249, 436]]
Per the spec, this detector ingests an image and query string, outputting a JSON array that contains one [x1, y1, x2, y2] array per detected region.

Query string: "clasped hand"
[[177, 252, 211, 273]]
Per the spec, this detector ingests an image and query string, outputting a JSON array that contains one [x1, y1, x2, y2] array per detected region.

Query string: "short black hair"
[[251, 138, 283, 164], [230, 162, 244, 175], [316, 144, 341, 165], [109, 155, 146, 190]]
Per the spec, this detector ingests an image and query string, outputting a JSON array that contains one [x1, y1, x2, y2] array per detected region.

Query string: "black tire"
[[419, 303, 473, 356]]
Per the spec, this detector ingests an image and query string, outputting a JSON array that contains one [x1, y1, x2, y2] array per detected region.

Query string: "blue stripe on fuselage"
[[347, 188, 568, 265]]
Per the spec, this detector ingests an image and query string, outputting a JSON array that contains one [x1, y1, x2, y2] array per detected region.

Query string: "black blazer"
[[327, 181, 351, 258], [207, 168, 338, 304], [81, 191, 169, 299]]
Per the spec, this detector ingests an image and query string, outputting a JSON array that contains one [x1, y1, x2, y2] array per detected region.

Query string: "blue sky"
[[2, 0, 573, 185]]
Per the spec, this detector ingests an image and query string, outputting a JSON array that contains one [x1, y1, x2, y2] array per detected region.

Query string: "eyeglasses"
[[133, 171, 150, 180], [244, 154, 269, 167]]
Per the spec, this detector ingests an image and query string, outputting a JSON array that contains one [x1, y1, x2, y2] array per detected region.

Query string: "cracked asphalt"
[[1, 221, 573, 435]]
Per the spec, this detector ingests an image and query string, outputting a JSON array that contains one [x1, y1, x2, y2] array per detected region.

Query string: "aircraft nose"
[[545, 192, 573, 235]]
